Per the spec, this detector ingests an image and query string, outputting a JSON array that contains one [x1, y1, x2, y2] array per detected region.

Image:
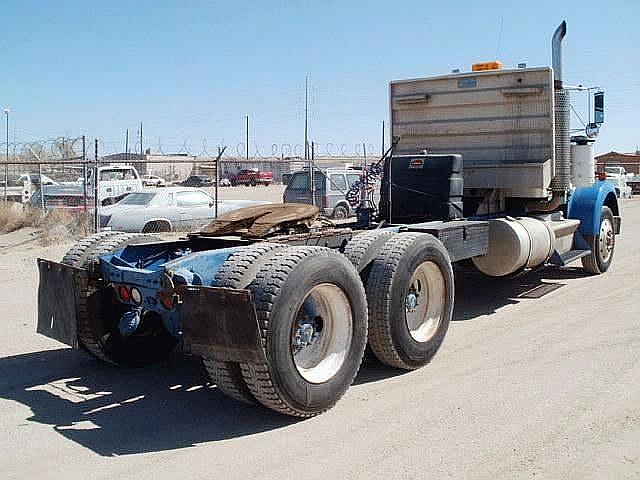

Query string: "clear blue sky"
[[3, 0, 639, 157]]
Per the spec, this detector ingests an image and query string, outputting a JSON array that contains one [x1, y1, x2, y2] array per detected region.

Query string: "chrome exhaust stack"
[[551, 20, 571, 193]]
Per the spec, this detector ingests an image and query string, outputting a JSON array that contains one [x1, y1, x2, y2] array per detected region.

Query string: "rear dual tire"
[[204, 243, 287, 404], [240, 247, 368, 417], [364, 233, 454, 370], [62, 232, 177, 367]]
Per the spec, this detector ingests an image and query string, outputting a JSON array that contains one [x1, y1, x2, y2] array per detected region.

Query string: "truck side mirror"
[[594, 91, 604, 125]]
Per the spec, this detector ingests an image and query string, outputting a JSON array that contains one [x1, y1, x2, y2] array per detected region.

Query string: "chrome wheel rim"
[[405, 261, 446, 343], [599, 218, 615, 263], [291, 283, 353, 384]]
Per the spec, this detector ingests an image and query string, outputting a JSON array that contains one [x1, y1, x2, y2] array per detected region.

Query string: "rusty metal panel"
[[178, 286, 266, 364], [36, 259, 86, 348]]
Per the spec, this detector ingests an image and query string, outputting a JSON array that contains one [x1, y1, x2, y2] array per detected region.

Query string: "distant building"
[[100, 152, 372, 183], [102, 152, 197, 178], [596, 151, 640, 175]]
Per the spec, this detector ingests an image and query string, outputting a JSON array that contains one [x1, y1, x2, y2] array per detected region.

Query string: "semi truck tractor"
[[37, 22, 620, 417]]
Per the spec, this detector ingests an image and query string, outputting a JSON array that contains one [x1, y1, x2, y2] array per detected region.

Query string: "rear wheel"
[[332, 204, 349, 220], [365, 233, 454, 370], [62, 232, 177, 367], [142, 220, 171, 233], [241, 247, 368, 417], [581, 206, 616, 274], [344, 229, 395, 274], [203, 243, 286, 404]]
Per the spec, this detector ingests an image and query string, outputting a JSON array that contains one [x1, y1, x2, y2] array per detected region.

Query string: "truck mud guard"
[[568, 180, 620, 236], [36, 259, 87, 348], [178, 286, 266, 364]]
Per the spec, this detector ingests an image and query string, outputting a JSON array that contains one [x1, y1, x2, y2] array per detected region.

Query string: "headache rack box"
[[390, 67, 555, 198]]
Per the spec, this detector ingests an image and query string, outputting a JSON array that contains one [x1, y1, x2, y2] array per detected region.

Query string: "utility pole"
[[3, 109, 9, 202], [94, 139, 99, 232], [82, 135, 87, 212], [125, 129, 129, 163], [214, 146, 227, 219], [304, 75, 309, 160], [245, 115, 249, 161], [381, 120, 385, 156], [139, 121, 143, 156], [310, 141, 315, 207]]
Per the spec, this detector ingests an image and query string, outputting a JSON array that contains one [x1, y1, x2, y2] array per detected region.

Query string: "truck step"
[[549, 249, 591, 266]]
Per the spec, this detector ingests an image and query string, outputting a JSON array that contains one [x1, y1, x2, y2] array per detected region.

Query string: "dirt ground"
[[0, 198, 638, 480]]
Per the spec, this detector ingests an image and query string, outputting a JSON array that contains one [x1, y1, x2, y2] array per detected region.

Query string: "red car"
[[230, 169, 273, 186]]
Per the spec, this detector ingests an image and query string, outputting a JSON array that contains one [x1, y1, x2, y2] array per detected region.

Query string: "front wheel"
[[581, 206, 616, 274]]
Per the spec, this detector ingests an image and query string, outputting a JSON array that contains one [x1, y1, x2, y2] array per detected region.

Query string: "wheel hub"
[[599, 218, 614, 262], [290, 283, 353, 384], [405, 291, 419, 312], [405, 261, 446, 343], [293, 321, 320, 350]]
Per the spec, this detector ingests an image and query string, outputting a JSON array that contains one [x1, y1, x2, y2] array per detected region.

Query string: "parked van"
[[283, 168, 374, 219]]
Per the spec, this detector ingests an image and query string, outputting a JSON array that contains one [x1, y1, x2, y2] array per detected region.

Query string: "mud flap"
[[178, 286, 266, 364], [37, 259, 87, 348]]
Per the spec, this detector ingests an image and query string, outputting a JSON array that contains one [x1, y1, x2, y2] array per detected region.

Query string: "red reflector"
[[118, 286, 131, 302], [409, 158, 424, 169]]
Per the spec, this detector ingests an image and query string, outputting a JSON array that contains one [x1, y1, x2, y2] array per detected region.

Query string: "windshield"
[[118, 192, 156, 205], [100, 169, 137, 181]]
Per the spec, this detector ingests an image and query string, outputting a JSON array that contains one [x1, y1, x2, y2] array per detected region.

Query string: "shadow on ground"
[[0, 347, 407, 456], [453, 266, 591, 321], [0, 266, 592, 456], [0, 350, 296, 456]]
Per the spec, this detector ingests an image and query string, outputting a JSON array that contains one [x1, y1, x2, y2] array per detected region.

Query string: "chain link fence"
[[1, 135, 377, 236]]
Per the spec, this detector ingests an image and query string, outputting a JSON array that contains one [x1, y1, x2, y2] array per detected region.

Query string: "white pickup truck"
[[84, 165, 144, 205], [604, 166, 633, 199]]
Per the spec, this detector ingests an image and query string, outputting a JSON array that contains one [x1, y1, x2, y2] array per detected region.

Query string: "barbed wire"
[[2, 135, 381, 162]]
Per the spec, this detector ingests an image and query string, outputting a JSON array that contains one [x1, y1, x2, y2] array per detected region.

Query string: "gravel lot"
[[0, 198, 638, 480]]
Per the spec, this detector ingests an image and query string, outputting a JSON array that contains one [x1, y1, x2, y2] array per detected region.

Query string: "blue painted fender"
[[568, 180, 619, 236]]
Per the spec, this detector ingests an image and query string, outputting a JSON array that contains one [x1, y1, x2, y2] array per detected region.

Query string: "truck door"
[[328, 173, 348, 210]]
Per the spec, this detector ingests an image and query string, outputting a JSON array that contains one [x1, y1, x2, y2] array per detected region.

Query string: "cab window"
[[329, 174, 347, 192], [176, 190, 212, 207]]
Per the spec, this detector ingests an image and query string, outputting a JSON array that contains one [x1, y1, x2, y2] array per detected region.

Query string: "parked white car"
[[141, 174, 167, 187], [99, 187, 269, 232]]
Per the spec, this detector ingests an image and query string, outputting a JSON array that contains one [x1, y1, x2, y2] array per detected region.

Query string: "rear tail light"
[[118, 286, 131, 302], [160, 295, 175, 311]]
